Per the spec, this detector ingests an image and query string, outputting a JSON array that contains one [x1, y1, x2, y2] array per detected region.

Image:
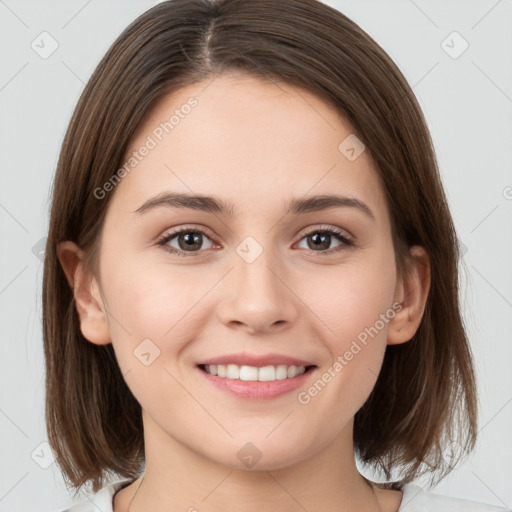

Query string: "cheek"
[[313, 258, 396, 340], [302, 247, 397, 387], [296, 263, 396, 425], [102, 256, 210, 366], [103, 259, 212, 409]]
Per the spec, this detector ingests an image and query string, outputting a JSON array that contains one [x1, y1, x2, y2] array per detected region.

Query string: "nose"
[[216, 243, 299, 335]]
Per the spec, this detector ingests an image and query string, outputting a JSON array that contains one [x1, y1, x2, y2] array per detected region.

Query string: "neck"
[[123, 412, 386, 512]]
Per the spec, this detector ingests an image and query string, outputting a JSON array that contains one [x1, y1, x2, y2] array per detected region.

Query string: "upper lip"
[[197, 353, 316, 368]]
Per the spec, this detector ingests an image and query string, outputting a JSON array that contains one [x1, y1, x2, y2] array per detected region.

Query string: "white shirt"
[[52, 477, 511, 512]]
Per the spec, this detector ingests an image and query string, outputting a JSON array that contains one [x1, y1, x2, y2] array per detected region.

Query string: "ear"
[[387, 245, 431, 345], [57, 241, 111, 345]]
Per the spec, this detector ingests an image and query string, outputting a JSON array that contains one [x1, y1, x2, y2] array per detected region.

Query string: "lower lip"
[[196, 365, 316, 400]]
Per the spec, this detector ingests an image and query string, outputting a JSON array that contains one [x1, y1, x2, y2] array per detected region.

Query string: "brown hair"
[[43, 0, 477, 495]]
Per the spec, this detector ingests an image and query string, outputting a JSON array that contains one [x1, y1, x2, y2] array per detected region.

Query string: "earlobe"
[[387, 245, 431, 346], [57, 241, 111, 346]]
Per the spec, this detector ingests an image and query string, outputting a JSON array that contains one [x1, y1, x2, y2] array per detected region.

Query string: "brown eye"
[[175, 231, 203, 251], [296, 227, 353, 254], [157, 228, 215, 256]]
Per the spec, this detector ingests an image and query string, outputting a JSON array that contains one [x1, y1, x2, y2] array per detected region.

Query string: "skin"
[[58, 71, 430, 512]]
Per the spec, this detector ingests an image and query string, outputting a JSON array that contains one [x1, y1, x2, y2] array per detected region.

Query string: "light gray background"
[[0, 1, 511, 511]]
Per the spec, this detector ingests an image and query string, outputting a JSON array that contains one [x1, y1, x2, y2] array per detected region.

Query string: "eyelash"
[[156, 225, 354, 258]]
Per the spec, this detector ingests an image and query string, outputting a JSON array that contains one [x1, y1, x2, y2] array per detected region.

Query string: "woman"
[[43, 1, 509, 511]]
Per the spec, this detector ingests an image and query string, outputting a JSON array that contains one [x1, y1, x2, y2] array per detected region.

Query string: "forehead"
[[107, 72, 387, 219]]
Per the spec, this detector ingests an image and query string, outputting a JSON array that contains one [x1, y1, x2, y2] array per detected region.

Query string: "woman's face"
[[88, 72, 405, 470]]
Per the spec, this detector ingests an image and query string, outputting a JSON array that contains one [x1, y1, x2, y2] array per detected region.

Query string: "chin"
[[204, 437, 314, 472]]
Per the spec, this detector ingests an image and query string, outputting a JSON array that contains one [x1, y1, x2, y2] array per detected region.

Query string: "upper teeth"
[[204, 364, 307, 381]]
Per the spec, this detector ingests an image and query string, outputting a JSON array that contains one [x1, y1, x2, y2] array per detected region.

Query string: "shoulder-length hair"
[[43, 0, 477, 495]]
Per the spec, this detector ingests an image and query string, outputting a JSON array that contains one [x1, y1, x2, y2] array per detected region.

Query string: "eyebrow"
[[134, 191, 375, 221]]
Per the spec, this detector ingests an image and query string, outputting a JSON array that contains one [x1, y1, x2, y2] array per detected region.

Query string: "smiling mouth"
[[197, 363, 317, 382]]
